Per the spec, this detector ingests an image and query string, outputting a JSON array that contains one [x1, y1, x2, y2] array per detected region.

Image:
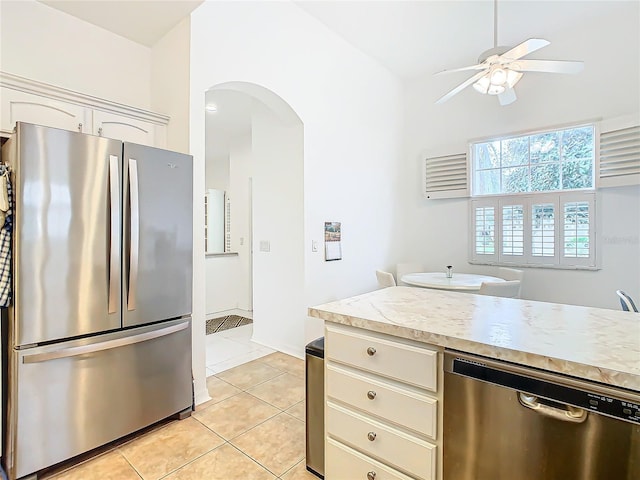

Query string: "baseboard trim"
[[206, 308, 253, 320], [250, 336, 304, 360], [194, 386, 212, 406]]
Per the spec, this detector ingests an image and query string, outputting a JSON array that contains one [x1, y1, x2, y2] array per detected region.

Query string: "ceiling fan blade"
[[510, 59, 584, 74], [501, 38, 550, 61], [436, 70, 488, 104], [434, 64, 487, 75], [498, 88, 517, 106]]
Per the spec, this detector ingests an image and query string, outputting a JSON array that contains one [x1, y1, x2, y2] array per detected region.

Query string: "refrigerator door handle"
[[108, 155, 120, 314], [22, 320, 189, 364], [128, 158, 139, 311]]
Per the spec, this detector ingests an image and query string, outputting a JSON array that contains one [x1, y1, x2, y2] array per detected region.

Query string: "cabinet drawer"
[[328, 402, 436, 480], [326, 324, 438, 390], [326, 438, 415, 480], [327, 363, 437, 439]]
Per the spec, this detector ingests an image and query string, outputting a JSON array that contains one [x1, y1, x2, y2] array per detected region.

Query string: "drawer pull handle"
[[367, 472, 377, 480], [367, 390, 376, 400], [366, 347, 376, 356], [367, 431, 377, 441]]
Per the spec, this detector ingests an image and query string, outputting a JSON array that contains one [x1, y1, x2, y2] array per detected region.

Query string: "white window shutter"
[[470, 199, 498, 263], [529, 194, 559, 266], [598, 115, 640, 188], [499, 201, 525, 263], [225, 194, 231, 252], [559, 192, 596, 268], [423, 152, 468, 199]]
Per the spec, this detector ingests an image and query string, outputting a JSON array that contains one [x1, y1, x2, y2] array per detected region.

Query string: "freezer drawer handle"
[[22, 321, 189, 364], [108, 155, 120, 314], [128, 158, 139, 311], [518, 392, 588, 423]]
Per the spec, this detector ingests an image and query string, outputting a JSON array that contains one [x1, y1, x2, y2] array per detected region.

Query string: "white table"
[[400, 272, 505, 291]]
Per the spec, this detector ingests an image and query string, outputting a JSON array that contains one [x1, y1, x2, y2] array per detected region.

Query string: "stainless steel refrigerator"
[[1, 122, 193, 479]]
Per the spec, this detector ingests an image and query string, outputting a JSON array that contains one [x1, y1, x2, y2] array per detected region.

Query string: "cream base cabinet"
[[93, 110, 166, 148], [325, 323, 443, 480], [0, 88, 90, 134]]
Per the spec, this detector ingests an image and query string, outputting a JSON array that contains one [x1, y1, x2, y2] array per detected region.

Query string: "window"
[[470, 124, 597, 268]]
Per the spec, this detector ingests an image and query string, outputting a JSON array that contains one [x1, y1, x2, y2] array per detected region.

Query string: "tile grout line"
[[215, 369, 289, 391], [155, 440, 230, 480], [224, 441, 282, 478], [117, 449, 144, 480], [223, 404, 305, 477]]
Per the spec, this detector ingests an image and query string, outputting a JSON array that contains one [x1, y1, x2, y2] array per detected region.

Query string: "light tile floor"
[[41, 351, 318, 480], [205, 324, 276, 375]]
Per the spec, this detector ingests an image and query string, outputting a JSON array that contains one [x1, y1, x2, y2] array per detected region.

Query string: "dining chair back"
[[616, 290, 639, 312], [396, 263, 424, 285], [498, 267, 524, 297], [478, 280, 521, 298], [376, 270, 397, 288], [498, 267, 524, 281]]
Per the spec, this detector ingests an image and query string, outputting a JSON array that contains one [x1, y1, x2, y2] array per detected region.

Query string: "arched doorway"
[[203, 82, 305, 374]]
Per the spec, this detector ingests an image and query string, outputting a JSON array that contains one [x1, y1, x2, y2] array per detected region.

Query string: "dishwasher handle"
[[518, 392, 588, 424]]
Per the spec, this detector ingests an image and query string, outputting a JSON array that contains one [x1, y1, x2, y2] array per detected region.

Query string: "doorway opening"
[[203, 82, 304, 374]]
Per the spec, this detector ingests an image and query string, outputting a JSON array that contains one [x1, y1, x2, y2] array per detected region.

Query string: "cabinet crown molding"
[[0, 71, 169, 125]]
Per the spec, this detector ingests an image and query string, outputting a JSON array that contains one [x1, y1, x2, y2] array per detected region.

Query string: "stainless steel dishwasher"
[[444, 351, 640, 480]]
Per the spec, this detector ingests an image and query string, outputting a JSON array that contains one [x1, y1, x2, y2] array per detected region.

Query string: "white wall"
[[190, 0, 403, 400], [151, 17, 190, 153], [401, 2, 640, 309], [228, 133, 253, 311], [0, 0, 151, 109], [205, 255, 241, 314], [251, 102, 305, 356]]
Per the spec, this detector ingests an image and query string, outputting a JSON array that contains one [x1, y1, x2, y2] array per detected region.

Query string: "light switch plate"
[[259, 240, 270, 252], [312, 240, 318, 252]]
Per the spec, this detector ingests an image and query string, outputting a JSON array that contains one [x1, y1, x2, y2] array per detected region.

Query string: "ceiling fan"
[[435, 0, 584, 106]]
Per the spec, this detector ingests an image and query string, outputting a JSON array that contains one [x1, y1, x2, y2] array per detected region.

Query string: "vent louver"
[[599, 124, 640, 187], [424, 153, 468, 199]]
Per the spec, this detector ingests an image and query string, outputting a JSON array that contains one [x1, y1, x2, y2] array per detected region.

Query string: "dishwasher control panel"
[[450, 355, 640, 425], [585, 393, 640, 423]]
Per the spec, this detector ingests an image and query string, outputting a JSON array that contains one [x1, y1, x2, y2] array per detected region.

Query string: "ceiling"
[[38, 0, 634, 165], [38, 0, 203, 47], [205, 89, 254, 164], [294, 0, 618, 80], [39, 0, 623, 78]]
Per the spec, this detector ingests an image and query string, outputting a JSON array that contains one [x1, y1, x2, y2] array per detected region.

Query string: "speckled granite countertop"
[[308, 286, 640, 392]]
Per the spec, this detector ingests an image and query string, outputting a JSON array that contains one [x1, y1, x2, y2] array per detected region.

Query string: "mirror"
[[205, 188, 227, 254]]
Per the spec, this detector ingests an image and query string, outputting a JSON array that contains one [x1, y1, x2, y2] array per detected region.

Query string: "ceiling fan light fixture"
[[487, 84, 506, 95], [506, 70, 523, 88], [473, 75, 491, 94], [490, 67, 507, 86]]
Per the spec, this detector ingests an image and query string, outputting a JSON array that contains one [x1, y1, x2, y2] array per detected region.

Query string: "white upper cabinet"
[[1, 88, 90, 134], [0, 73, 169, 148], [93, 110, 164, 147]]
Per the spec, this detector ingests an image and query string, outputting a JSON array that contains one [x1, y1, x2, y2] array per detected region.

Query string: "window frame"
[[470, 122, 597, 197], [468, 122, 598, 269]]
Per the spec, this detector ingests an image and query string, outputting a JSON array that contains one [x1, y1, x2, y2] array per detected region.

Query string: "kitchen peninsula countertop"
[[308, 286, 640, 391]]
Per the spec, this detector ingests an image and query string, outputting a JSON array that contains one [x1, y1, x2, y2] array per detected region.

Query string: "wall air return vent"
[[423, 152, 468, 199], [599, 124, 640, 188]]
